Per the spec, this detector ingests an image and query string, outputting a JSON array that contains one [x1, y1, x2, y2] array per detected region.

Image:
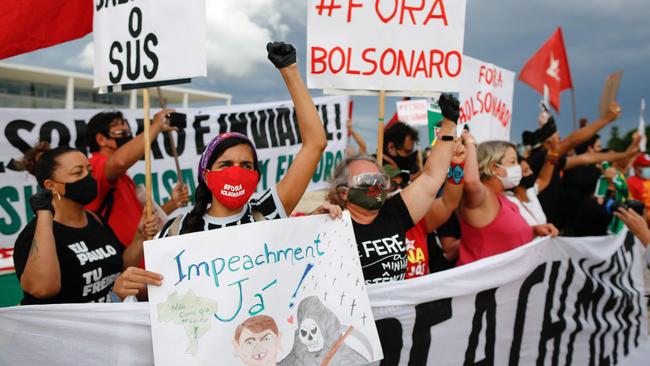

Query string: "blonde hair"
[[477, 141, 517, 181]]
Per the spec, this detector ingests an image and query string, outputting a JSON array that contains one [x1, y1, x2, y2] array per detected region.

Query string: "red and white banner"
[[459, 56, 515, 142], [396, 99, 429, 126], [307, 0, 467, 93]]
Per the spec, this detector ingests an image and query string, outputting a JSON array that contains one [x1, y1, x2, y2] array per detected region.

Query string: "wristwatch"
[[440, 135, 455, 141]]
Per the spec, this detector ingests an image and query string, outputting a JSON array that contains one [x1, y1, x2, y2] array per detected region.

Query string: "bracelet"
[[447, 162, 465, 185]]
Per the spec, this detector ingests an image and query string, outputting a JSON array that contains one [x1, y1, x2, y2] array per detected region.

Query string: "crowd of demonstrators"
[[10, 41, 649, 307]]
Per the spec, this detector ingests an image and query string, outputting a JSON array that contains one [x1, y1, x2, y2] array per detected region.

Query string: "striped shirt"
[[159, 187, 286, 237]]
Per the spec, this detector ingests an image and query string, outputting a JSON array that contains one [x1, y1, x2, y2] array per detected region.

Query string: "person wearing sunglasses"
[[326, 94, 465, 284], [84, 110, 190, 268]]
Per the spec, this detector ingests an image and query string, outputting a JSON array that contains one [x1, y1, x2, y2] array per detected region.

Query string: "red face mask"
[[205, 166, 260, 209]]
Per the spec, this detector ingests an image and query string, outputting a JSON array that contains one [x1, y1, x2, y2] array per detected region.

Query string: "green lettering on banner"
[[276, 155, 287, 184], [23, 185, 37, 223], [0, 186, 21, 235], [258, 159, 270, 191], [180, 168, 197, 204], [310, 151, 343, 184], [134, 169, 198, 206], [323, 152, 334, 182], [162, 170, 177, 204]]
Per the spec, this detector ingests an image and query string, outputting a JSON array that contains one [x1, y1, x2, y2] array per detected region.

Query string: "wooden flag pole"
[[376, 90, 386, 165], [155, 87, 184, 182], [143, 88, 154, 240], [571, 88, 578, 131]]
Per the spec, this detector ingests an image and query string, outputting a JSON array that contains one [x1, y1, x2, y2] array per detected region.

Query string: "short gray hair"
[[326, 154, 385, 207], [477, 141, 517, 181]]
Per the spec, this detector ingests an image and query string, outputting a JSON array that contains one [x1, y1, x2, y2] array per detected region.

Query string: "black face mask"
[[519, 175, 536, 189], [390, 151, 418, 173], [61, 174, 98, 205], [114, 135, 133, 148]]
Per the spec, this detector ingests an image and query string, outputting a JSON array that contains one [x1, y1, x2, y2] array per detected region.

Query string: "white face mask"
[[496, 164, 522, 189], [641, 167, 650, 180]]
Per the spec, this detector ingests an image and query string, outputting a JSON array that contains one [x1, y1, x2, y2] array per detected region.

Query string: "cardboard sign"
[[599, 71, 623, 118], [396, 99, 428, 126], [307, 0, 467, 93], [459, 56, 515, 142], [145, 213, 383, 365], [0, 96, 348, 251], [93, 0, 207, 92]]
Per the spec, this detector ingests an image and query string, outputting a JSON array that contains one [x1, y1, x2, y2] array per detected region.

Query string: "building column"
[[65, 77, 74, 110], [130, 90, 137, 109]]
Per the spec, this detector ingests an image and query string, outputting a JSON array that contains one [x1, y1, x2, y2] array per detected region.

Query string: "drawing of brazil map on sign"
[[157, 290, 217, 355], [144, 212, 383, 366]]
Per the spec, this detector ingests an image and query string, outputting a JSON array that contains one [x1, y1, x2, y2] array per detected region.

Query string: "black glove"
[[266, 41, 297, 69], [29, 190, 54, 215], [438, 93, 460, 123]]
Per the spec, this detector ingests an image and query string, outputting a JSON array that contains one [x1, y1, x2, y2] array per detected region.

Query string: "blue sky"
[[7, 0, 649, 152]]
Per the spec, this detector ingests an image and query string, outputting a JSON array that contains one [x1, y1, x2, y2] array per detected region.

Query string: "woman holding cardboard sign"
[[112, 42, 328, 300]]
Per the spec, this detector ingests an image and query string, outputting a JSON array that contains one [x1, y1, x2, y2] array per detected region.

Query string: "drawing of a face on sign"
[[299, 318, 324, 352], [233, 315, 282, 366]]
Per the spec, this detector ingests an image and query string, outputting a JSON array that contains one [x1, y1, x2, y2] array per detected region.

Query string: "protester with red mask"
[[627, 153, 650, 217], [112, 41, 327, 300]]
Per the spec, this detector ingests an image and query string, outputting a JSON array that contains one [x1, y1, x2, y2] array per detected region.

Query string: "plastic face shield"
[[349, 173, 390, 189]]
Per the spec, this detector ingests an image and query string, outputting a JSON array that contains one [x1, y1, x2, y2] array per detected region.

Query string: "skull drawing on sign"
[[298, 318, 324, 352]]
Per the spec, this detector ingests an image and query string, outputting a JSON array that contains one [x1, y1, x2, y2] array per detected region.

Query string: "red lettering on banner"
[[423, 0, 448, 26], [329, 47, 346, 74], [429, 49, 444, 77], [375, 0, 399, 23], [380, 48, 397, 75], [345, 47, 362, 75], [347, 0, 363, 22], [413, 51, 429, 78], [400, 0, 426, 25], [311, 46, 328, 74], [478, 65, 503, 87], [445, 50, 462, 77], [310, 45, 461, 79], [362, 48, 378, 75], [397, 50, 415, 77], [460, 91, 512, 127]]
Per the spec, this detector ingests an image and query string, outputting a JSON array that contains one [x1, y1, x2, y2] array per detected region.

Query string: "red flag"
[[0, 0, 93, 60], [519, 27, 573, 112]]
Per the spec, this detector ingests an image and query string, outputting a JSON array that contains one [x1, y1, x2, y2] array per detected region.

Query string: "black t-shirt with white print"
[[13, 212, 124, 305], [352, 193, 415, 284], [159, 187, 286, 237]]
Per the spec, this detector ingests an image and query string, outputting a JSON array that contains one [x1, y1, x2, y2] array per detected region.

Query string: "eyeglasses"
[[349, 173, 390, 189]]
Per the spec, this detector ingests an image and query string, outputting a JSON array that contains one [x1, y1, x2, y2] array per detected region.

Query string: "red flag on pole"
[[519, 27, 573, 112], [0, 0, 93, 60]]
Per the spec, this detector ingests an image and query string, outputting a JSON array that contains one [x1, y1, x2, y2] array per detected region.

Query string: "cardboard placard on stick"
[[599, 71, 623, 117]]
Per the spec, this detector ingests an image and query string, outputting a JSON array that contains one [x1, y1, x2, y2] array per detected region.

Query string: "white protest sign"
[[396, 99, 428, 126], [144, 212, 383, 365], [458, 56, 515, 142], [93, 0, 207, 92], [307, 0, 467, 93], [0, 96, 348, 251]]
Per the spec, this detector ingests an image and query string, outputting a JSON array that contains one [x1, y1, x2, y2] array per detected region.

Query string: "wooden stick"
[[143, 88, 153, 240], [376, 90, 386, 165], [155, 87, 184, 182], [320, 326, 354, 366]]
